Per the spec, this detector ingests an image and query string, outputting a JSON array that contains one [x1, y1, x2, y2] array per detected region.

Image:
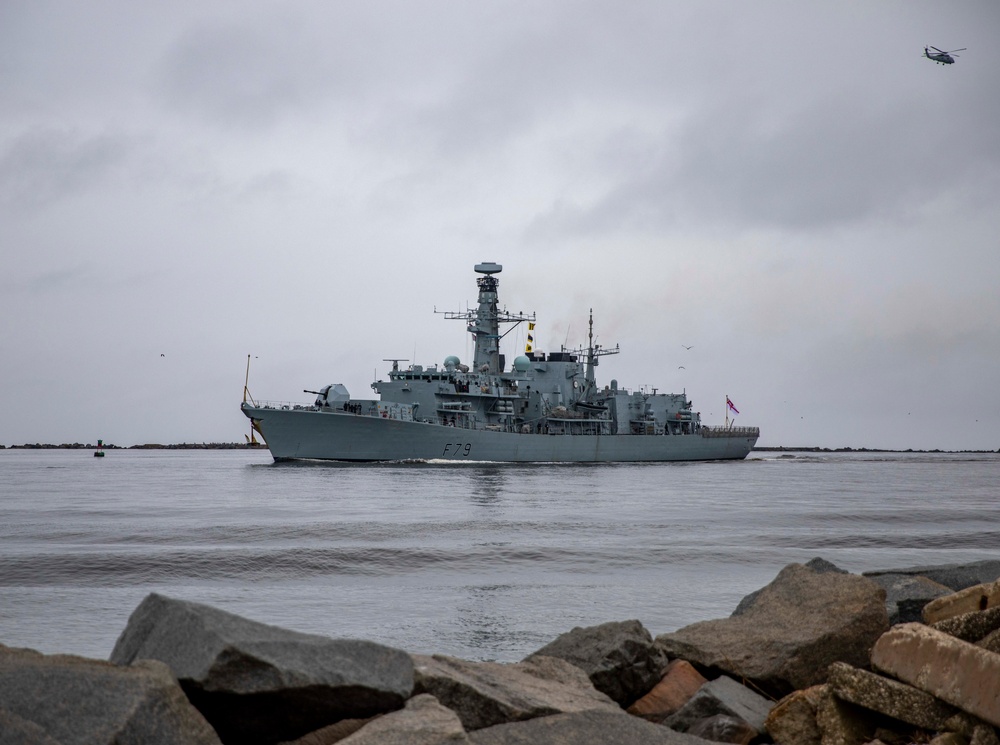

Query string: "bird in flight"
[[678, 366, 686, 370], [681, 345, 694, 350]]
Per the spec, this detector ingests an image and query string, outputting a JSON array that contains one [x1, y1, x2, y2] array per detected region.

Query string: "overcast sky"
[[2, 1, 998, 450]]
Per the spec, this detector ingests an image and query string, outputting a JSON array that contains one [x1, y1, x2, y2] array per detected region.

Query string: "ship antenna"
[[243, 354, 257, 406], [243, 354, 259, 445], [243, 354, 251, 403]]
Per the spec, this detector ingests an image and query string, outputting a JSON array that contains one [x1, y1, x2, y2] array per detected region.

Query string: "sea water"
[[1, 449, 998, 662]]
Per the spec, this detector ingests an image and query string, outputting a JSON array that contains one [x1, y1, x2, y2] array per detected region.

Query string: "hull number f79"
[[443, 443, 472, 457]]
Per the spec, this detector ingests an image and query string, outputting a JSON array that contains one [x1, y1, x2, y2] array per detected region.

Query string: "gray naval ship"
[[241, 262, 759, 462]]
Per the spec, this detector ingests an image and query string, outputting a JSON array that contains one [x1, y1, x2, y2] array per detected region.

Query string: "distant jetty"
[[752, 446, 1000, 454], [1, 442, 266, 450]]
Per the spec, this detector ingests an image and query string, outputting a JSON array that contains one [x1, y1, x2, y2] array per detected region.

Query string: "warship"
[[241, 262, 759, 462]]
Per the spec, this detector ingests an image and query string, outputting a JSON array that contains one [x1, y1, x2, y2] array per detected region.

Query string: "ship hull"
[[243, 405, 757, 463]]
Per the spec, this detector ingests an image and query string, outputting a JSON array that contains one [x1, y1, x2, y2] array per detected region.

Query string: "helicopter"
[[924, 46, 966, 65]]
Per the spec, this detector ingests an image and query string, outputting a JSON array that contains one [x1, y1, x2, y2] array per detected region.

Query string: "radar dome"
[[513, 355, 531, 372], [444, 355, 461, 369]]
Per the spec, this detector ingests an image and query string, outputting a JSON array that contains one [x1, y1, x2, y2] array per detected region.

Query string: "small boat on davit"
[[241, 262, 759, 462]]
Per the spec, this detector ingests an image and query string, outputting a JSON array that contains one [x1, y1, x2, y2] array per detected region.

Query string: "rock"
[[928, 734, 970, 745], [922, 579, 1000, 624], [732, 557, 847, 617], [411, 653, 620, 731], [971, 723, 1000, 745], [657, 563, 889, 695], [662, 675, 772, 736], [764, 685, 825, 745], [277, 717, 377, 745], [109, 593, 413, 745], [826, 661, 963, 731], [333, 694, 470, 745], [0, 708, 62, 745], [815, 686, 877, 745], [864, 560, 1000, 592], [627, 659, 708, 721], [685, 714, 756, 744], [804, 556, 851, 574], [524, 619, 668, 706], [466, 709, 716, 744], [0, 644, 221, 744], [865, 573, 952, 624], [978, 628, 1000, 655], [874, 728, 927, 745], [932, 606, 1000, 643], [871, 623, 1000, 728]]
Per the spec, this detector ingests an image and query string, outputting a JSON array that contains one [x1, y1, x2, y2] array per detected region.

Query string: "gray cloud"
[[0, 128, 130, 210], [156, 21, 319, 130], [526, 76, 1000, 238]]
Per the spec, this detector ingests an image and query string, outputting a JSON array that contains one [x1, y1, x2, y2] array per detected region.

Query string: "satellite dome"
[[444, 355, 461, 369], [513, 355, 530, 372]]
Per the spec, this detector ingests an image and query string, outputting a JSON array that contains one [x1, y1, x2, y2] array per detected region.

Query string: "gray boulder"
[[0, 644, 220, 745], [523, 619, 668, 706], [662, 676, 772, 736], [802, 557, 849, 574], [335, 694, 470, 744], [467, 709, 717, 744], [411, 653, 620, 731], [865, 573, 952, 624], [276, 718, 374, 744], [732, 557, 846, 616], [110, 593, 413, 745], [864, 560, 1000, 591], [0, 709, 62, 745], [685, 714, 756, 744], [656, 563, 889, 696]]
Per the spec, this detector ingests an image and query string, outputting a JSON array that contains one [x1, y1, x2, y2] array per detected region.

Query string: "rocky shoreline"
[[3, 558, 999, 744]]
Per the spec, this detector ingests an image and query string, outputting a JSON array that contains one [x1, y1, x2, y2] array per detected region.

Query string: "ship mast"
[[578, 308, 619, 403], [585, 310, 597, 389], [442, 262, 534, 374]]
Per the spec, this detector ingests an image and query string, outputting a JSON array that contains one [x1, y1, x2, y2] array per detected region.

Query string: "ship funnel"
[[474, 262, 502, 275]]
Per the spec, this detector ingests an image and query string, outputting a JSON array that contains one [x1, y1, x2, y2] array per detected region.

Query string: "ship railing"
[[700, 425, 760, 438], [251, 400, 388, 416], [248, 400, 316, 411]]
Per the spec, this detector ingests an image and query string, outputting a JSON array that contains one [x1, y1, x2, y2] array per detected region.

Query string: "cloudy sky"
[[2, 1, 998, 450]]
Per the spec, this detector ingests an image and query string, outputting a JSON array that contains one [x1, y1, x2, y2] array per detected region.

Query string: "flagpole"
[[725, 394, 729, 428]]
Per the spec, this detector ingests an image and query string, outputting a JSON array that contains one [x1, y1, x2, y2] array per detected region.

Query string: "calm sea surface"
[[1, 449, 998, 662]]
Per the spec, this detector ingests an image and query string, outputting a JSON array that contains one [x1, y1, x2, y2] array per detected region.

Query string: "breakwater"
[[3, 558, 999, 744]]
